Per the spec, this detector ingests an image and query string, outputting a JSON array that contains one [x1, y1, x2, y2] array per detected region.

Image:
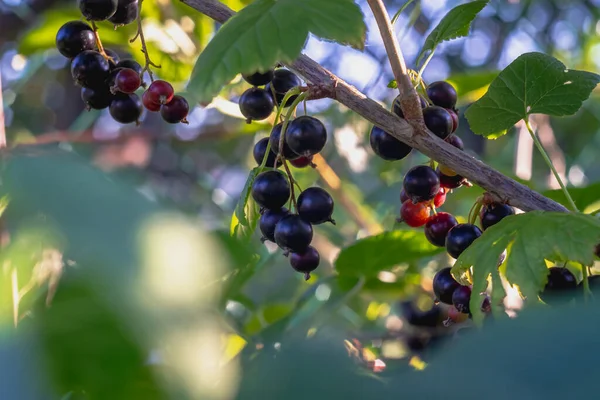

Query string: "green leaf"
[[446, 70, 499, 104], [187, 0, 366, 103], [543, 182, 600, 213], [335, 230, 444, 276], [232, 167, 260, 231], [465, 52, 600, 137], [387, 80, 398, 89], [416, 1, 488, 65], [452, 211, 600, 323]]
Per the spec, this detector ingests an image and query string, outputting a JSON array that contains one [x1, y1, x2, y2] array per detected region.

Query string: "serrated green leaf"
[[543, 182, 600, 212], [335, 230, 444, 276], [416, 0, 488, 66], [186, 0, 366, 103], [452, 212, 600, 323], [465, 52, 600, 137], [446, 70, 499, 104]]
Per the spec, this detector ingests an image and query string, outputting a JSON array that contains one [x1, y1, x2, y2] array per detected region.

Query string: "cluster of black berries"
[[238, 68, 302, 123], [55, 0, 189, 124]]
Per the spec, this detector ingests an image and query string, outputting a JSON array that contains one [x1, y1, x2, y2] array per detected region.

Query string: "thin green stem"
[[391, 0, 416, 25], [414, 49, 435, 89], [524, 118, 578, 212], [582, 263, 590, 302]]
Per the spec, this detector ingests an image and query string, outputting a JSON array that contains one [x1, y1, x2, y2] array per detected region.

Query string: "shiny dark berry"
[[104, 48, 120, 69], [426, 81, 457, 109], [239, 87, 274, 121], [399, 200, 430, 227], [268, 69, 302, 107], [452, 286, 471, 314], [400, 301, 442, 328], [289, 155, 313, 168], [438, 167, 464, 189], [403, 165, 440, 203], [146, 80, 174, 105], [114, 68, 141, 93], [424, 212, 458, 247], [259, 207, 290, 242], [242, 70, 274, 86], [109, 93, 142, 124], [446, 134, 464, 150], [78, 0, 118, 21], [541, 267, 578, 304], [55, 21, 97, 58], [71, 50, 110, 89], [251, 170, 290, 210], [445, 224, 482, 259], [108, 0, 138, 26], [253, 137, 281, 168], [370, 126, 412, 161], [290, 246, 320, 280], [297, 187, 335, 225], [161, 95, 189, 124], [392, 95, 427, 118], [269, 123, 300, 160], [274, 215, 313, 253], [433, 267, 460, 305], [286, 116, 327, 157], [480, 203, 514, 230], [423, 106, 453, 140], [116, 59, 143, 76], [447, 109, 459, 132], [142, 90, 160, 112], [81, 86, 113, 110]]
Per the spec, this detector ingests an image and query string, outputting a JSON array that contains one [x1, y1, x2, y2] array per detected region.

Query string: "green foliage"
[[452, 211, 600, 323], [416, 0, 488, 65], [231, 167, 261, 240], [466, 52, 600, 137], [186, 0, 366, 103], [335, 230, 444, 276], [543, 182, 600, 212]]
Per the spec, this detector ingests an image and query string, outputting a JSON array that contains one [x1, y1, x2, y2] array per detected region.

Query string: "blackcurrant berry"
[[142, 90, 160, 112], [286, 116, 327, 157], [55, 21, 97, 58], [423, 106, 453, 140], [403, 165, 440, 203], [445, 224, 482, 259], [161, 95, 189, 124], [81, 86, 113, 110], [71, 50, 110, 89], [274, 214, 313, 253], [259, 207, 290, 242], [109, 93, 142, 124], [104, 48, 120, 69], [480, 202, 514, 230], [400, 301, 442, 328], [446, 134, 464, 150], [437, 167, 464, 190], [239, 87, 274, 121], [399, 200, 430, 228], [113, 68, 141, 93], [108, 0, 138, 26], [424, 212, 458, 247], [242, 70, 274, 87], [433, 188, 446, 208], [269, 123, 300, 160], [268, 69, 301, 107], [251, 170, 290, 210], [290, 246, 320, 280], [253, 137, 281, 168], [447, 109, 459, 133], [370, 126, 412, 161], [400, 188, 409, 204], [432, 267, 460, 305], [297, 187, 335, 225], [78, 0, 118, 21], [426, 81, 457, 109], [541, 267, 577, 304], [392, 95, 427, 118], [452, 285, 471, 314], [116, 59, 143, 76], [289, 155, 313, 168], [146, 80, 174, 105]]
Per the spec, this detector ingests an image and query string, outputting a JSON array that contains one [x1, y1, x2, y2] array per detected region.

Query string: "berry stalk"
[[90, 21, 112, 62], [129, 0, 160, 82]]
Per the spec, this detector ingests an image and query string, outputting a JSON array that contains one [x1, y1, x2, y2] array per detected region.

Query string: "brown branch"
[[180, 0, 568, 213]]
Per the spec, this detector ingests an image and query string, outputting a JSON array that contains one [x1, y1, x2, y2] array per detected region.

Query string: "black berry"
[[116, 59, 143, 76], [445, 224, 482, 259], [81, 86, 113, 110], [78, 0, 118, 21], [161, 95, 189, 124], [424, 212, 458, 247], [297, 187, 335, 225], [71, 50, 110, 89], [452, 286, 471, 314], [267, 69, 302, 107], [437, 167, 464, 189], [286, 116, 327, 157], [541, 267, 578, 304], [392, 95, 427, 118], [109, 93, 142, 124], [243, 70, 274, 86], [426, 81, 457, 109], [55, 21, 97, 58], [269, 123, 300, 160], [370, 126, 412, 161], [251, 170, 290, 210], [108, 0, 138, 26], [290, 155, 313, 168], [239, 87, 274, 121], [401, 301, 442, 327], [432, 267, 460, 305], [259, 208, 290, 242], [423, 106, 453, 140], [104, 48, 120, 69], [403, 165, 440, 203], [253, 137, 281, 168], [274, 214, 313, 253], [446, 134, 464, 150], [480, 203, 514, 230], [290, 246, 320, 280]]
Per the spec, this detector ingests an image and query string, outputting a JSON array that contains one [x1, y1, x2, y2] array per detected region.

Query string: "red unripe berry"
[[114, 68, 141, 93], [447, 108, 459, 132], [448, 306, 468, 323], [289, 155, 313, 168], [142, 90, 160, 112], [433, 188, 446, 208], [160, 95, 189, 124], [146, 79, 174, 105], [399, 200, 430, 227]]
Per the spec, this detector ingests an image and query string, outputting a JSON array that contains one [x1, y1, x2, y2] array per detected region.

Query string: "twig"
[[180, 0, 568, 213], [129, 0, 161, 81], [90, 21, 113, 62], [0, 73, 6, 149]]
